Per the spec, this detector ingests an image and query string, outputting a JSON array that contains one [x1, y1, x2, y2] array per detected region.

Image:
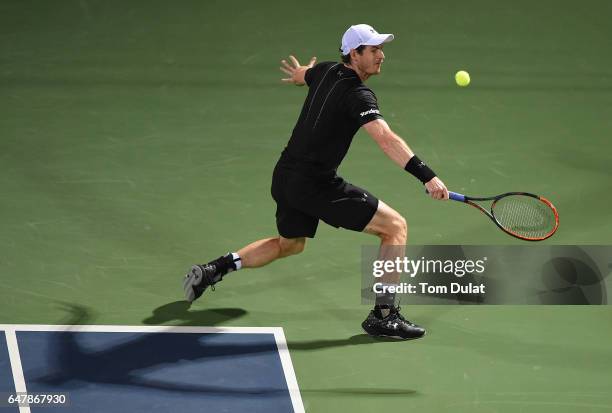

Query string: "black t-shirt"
[[277, 61, 383, 177]]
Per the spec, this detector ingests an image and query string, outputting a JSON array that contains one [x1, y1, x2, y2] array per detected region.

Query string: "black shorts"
[[271, 164, 379, 238]]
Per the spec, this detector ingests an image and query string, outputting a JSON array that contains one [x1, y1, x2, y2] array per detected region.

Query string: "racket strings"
[[492, 195, 556, 239]]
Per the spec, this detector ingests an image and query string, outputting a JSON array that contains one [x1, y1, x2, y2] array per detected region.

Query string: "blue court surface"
[[0, 325, 304, 412]]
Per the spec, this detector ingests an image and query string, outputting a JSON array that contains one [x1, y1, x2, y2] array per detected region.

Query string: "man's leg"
[[183, 236, 305, 302], [363, 200, 407, 303], [238, 236, 306, 268], [361, 200, 426, 339], [283, 174, 423, 339]]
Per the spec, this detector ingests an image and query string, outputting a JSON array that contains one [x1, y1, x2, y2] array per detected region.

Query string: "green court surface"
[[1, 0, 611, 411]]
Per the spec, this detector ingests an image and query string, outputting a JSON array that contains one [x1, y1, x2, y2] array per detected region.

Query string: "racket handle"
[[449, 191, 465, 202], [424, 189, 465, 202]]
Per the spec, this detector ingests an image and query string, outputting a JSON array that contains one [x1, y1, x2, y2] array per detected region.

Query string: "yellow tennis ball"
[[455, 70, 470, 87]]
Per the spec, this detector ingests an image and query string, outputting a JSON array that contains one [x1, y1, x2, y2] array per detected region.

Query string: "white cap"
[[340, 24, 394, 55]]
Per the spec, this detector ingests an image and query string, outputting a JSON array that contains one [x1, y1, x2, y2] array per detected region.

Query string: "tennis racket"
[[444, 191, 559, 241]]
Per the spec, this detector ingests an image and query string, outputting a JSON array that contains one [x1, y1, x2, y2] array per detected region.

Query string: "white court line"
[[1, 324, 305, 413], [273, 328, 305, 413], [0, 324, 276, 334], [4, 328, 31, 413]]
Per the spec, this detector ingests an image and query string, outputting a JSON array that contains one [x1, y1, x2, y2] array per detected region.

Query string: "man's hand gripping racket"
[[424, 177, 449, 200]]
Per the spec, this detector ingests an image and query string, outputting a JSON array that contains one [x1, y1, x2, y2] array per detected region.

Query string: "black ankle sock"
[[221, 254, 237, 271], [207, 254, 234, 281], [374, 289, 396, 318], [374, 304, 393, 319], [208, 253, 242, 284]]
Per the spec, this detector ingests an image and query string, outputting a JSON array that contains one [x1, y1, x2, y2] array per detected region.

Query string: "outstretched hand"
[[280, 55, 317, 86]]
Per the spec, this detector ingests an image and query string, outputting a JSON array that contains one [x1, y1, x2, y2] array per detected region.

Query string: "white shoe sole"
[[183, 265, 203, 303], [361, 325, 426, 340]]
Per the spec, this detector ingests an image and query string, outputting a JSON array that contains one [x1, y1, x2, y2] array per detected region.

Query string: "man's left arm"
[[280, 55, 317, 86]]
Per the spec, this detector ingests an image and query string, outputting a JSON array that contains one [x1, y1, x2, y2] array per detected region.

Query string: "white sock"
[[231, 252, 242, 270]]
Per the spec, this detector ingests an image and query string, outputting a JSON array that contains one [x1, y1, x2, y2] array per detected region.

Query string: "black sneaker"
[[361, 306, 426, 340], [183, 264, 220, 303], [183, 254, 238, 303]]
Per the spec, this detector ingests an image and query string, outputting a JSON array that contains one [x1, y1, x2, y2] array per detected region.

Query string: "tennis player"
[[184, 24, 449, 340]]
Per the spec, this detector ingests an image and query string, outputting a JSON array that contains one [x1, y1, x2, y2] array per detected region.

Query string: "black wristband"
[[404, 155, 436, 183]]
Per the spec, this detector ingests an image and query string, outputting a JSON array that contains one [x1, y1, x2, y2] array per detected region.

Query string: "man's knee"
[[375, 211, 408, 245], [395, 215, 408, 237], [364, 201, 407, 242], [279, 237, 306, 257], [383, 214, 407, 242]]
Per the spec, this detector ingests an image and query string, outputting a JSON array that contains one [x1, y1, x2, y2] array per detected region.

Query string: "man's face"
[[352, 45, 385, 76]]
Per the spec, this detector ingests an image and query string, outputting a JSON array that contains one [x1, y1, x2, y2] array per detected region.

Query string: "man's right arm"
[[363, 118, 414, 168], [363, 119, 449, 200]]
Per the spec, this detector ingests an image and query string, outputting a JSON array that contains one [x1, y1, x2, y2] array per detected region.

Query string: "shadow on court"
[[142, 301, 416, 349], [34, 332, 284, 395], [29, 303, 286, 395], [302, 388, 418, 397], [143, 302, 421, 396], [53, 300, 249, 328], [288, 334, 411, 350], [142, 300, 248, 326], [27, 302, 418, 398]]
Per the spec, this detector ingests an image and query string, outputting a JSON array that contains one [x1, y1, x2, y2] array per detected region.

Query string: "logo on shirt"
[[359, 108, 380, 117]]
